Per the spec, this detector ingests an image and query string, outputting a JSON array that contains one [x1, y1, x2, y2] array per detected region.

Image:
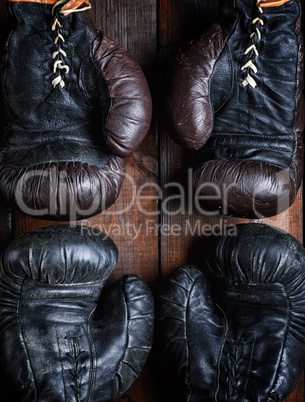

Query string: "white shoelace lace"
[[241, 0, 265, 89], [51, 0, 91, 88]]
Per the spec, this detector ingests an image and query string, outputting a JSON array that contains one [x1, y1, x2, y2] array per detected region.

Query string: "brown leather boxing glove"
[[0, 0, 152, 220], [167, 0, 304, 218]]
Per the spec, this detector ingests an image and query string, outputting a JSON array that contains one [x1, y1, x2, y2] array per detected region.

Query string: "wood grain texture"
[[0, 0, 304, 401], [86, 4, 159, 396], [94, 0, 157, 75]]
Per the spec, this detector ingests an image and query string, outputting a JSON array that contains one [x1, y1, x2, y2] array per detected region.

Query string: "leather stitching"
[[267, 285, 290, 399], [18, 278, 38, 401], [227, 337, 247, 398], [65, 332, 86, 399], [183, 265, 197, 402], [214, 302, 229, 402]]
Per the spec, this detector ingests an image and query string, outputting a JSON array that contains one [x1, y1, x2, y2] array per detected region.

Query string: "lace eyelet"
[[50, 0, 91, 88], [241, 0, 264, 89]]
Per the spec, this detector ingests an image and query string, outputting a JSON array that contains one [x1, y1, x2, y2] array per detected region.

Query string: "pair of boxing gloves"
[[1, 223, 305, 401], [0, 0, 303, 219]]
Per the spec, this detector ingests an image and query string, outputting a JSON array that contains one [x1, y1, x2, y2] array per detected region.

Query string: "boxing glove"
[[0, 225, 154, 401], [0, 0, 152, 220], [158, 223, 305, 401], [167, 0, 304, 218]]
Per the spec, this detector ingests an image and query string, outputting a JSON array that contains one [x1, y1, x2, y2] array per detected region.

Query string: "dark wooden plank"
[[159, 0, 219, 49], [94, 0, 157, 75], [87, 4, 159, 400], [0, 0, 7, 26]]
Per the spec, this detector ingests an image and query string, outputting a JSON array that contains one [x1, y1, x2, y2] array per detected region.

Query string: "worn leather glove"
[[0, 225, 154, 401], [158, 223, 305, 401], [167, 0, 304, 218], [0, 0, 152, 220]]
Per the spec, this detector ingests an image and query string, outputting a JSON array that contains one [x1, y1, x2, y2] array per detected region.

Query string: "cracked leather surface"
[[167, 0, 304, 218], [0, 1, 152, 219], [158, 223, 305, 401], [0, 225, 154, 401]]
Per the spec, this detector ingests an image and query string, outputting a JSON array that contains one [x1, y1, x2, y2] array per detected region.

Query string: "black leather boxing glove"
[[158, 223, 305, 401], [167, 0, 304, 218], [0, 225, 154, 401], [0, 0, 152, 220]]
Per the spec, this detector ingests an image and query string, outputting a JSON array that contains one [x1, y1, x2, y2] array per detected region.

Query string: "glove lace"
[[227, 338, 247, 399], [65, 332, 86, 400], [241, 0, 265, 89], [51, 0, 91, 88]]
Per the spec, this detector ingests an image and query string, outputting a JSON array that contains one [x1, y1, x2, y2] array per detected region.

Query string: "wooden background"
[[0, 0, 304, 401]]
